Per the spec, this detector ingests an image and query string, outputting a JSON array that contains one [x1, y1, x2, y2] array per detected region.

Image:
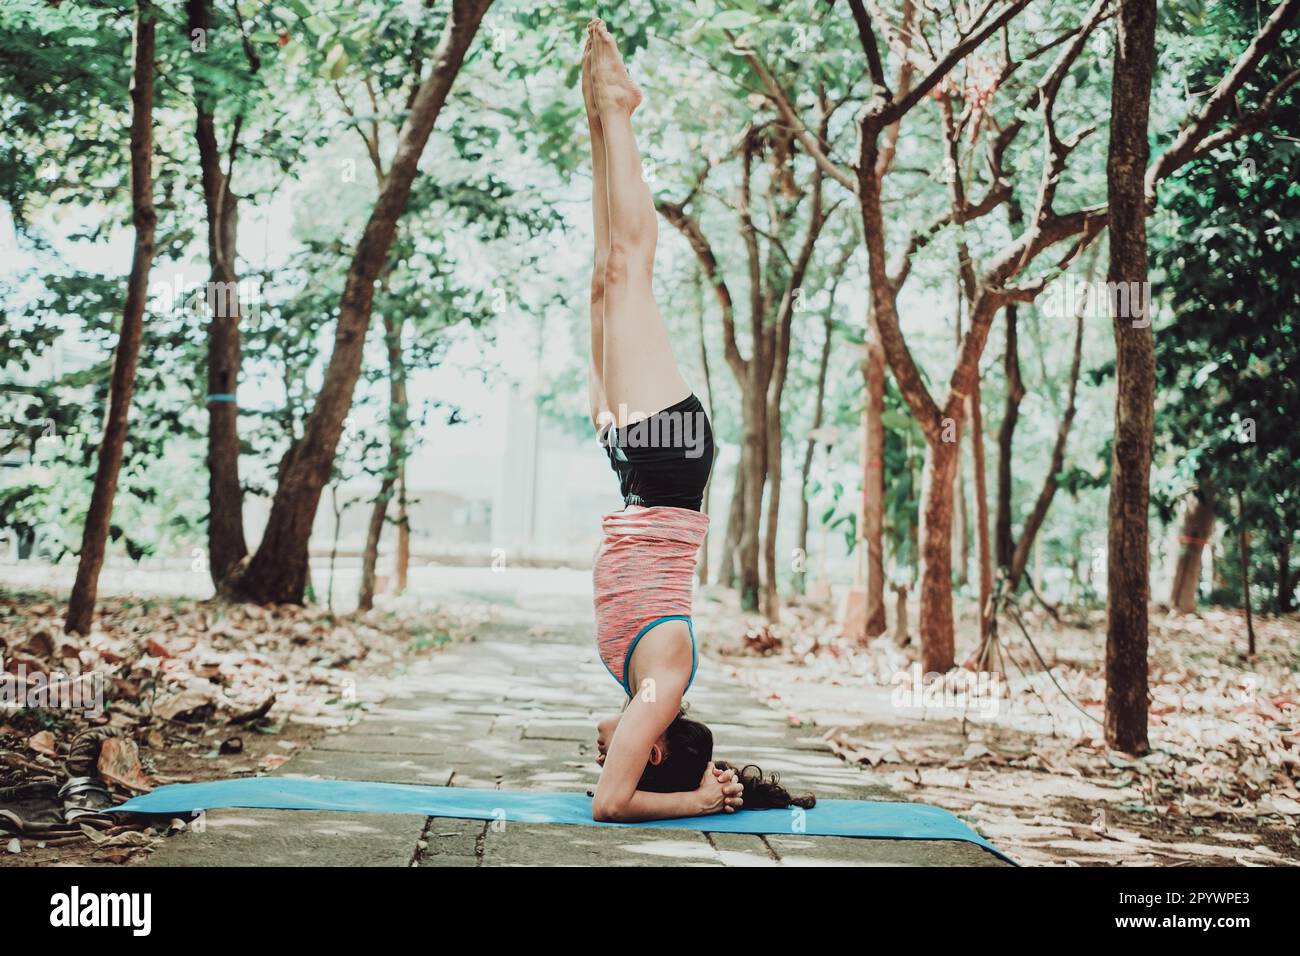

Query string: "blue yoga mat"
[[113, 777, 1014, 864]]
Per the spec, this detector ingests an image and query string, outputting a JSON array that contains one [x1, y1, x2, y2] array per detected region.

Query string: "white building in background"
[[290, 378, 617, 568]]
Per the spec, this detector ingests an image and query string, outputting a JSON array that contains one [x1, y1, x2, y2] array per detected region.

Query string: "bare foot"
[[582, 22, 601, 133], [589, 19, 642, 116]]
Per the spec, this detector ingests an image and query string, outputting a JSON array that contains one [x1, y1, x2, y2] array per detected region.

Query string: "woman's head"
[[636, 711, 714, 793], [624, 710, 817, 811]]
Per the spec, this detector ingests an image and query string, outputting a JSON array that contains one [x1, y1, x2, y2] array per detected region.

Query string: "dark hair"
[[714, 760, 816, 810], [637, 711, 816, 810], [637, 712, 713, 793]]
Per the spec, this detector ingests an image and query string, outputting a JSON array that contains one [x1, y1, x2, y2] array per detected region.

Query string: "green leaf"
[[325, 42, 348, 80], [303, 13, 337, 37], [710, 10, 760, 30]]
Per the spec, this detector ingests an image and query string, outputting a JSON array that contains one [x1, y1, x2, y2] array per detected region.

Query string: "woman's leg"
[[589, 20, 690, 428], [583, 27, 611, 430]]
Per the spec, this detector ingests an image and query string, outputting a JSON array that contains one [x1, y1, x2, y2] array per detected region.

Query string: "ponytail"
[[714, 760, 816, 810]]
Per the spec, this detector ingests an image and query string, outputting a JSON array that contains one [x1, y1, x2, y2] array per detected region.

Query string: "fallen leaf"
[[27, 731, 58, 757], [153, 689, 215, 723], [18, 630, 55, 658], [97, 737, 154, 792]]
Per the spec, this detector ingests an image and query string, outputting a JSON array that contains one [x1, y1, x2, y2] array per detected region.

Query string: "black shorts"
[[600, 393, 715, 511]]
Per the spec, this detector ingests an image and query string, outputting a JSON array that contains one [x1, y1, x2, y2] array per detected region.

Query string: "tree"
[[1103, 0, 1158, 756], [1168, 482, 1215, 613], [65, 0, 157, 635], [657, 116, 835, 615], [227, 0, 493, 604], [185, 0, 265, 590], [795, 240, 852, 597], [693, 267, 716, 585], [755, 0, 1299, 675], [1154, 1, 1300, 618], [1000, 242, 1100, 595], [357, 304, 406, 612]]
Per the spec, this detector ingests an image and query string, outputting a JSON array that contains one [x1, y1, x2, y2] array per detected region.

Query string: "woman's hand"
[[694, 761, 745, 815]]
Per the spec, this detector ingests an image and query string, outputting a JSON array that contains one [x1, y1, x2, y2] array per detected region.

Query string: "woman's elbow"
[[591, 796, 628, 823]]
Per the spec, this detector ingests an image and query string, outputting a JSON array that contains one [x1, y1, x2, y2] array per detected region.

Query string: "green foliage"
[[0, 0, 1293, 614], [1153, 3, 1300, 610]]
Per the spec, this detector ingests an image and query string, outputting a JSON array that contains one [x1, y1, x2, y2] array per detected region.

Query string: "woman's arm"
[[603, 783, 708, 822], [599, 764, 738, 822], [591, 682, 683, 822], [590, 678, 740, 822]]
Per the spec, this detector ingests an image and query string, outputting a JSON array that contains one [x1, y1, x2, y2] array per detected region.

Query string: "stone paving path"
[[146, 590, 1006, 867]]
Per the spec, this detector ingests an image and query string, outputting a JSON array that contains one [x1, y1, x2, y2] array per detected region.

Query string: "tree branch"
[[743, 46, 858, 193], [845, 0, 891, 95], [656, 197, 747, 380], [1145, 0, 1300, 201], [879, 0, 1033, 124]]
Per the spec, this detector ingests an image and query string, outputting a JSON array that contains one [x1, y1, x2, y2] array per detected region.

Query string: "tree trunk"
[[762, 398, 782, 622], [227, 0, 491, 604], [738, 387, 766, 612], [1237, 489, 1256, 655], [857, 127, 958, 672], [953, 292, 969, 588], [1277, 531, 1292, 613], [1007, 264, 1091, 588], [917, 439, 959, 672], [358, 315, 407, 612], [391, 327, 410, 596], [327, 484, 343, 612], [759, 231, 818, 620], [994, 301, 1023, 572], [892, 582, 909, 647], [795, 310, 833, 595], [762, 327, 790, 621], [955, 435, 970, 586], [694, 270, 714, 585], [717, 461, 745, 588], [1169, 484, 1215, 612], [393, 467, 409, 594], [970, 385, 993, 644], [994, 202, 1026, 573], [1104, 0, 1157, 756], [357, 476, 394, 611], [1210, 538, 1221, 594], [65, 2, 157, 636], [863, 313, 888, 636], [794, 441, 816, 595], [188, 0, 250, 591]]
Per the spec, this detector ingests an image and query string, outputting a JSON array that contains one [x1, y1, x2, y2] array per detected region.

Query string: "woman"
[[582, 20, 813, 823]]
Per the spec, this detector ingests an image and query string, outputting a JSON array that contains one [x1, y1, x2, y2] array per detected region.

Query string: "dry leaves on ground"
[[0, 591, 488, 863], [695, 589, 1300, 866]]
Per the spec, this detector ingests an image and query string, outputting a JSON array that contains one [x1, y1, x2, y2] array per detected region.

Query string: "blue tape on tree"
[[206, 394, 238, 403]]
